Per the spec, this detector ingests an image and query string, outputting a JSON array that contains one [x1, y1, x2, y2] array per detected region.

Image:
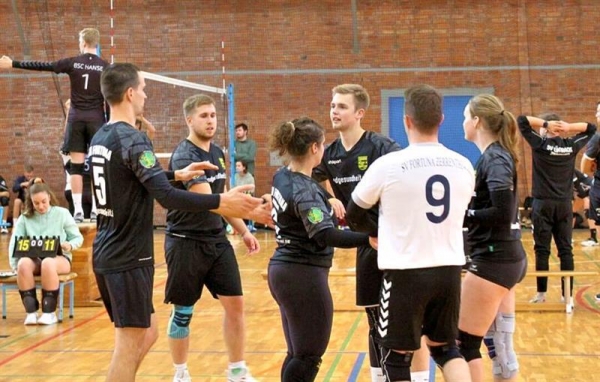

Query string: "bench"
[[0, 272, 78, 322], [261, 269, 599, 313], [519, 270, 599, 313]]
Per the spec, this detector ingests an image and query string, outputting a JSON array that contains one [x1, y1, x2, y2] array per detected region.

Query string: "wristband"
[[542, 121, 548, 128]]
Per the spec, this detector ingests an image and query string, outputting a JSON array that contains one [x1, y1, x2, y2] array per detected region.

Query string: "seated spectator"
[[12, 164, 35, 222], [235, 160, 256, 232], [8, 180, 83, 325], [0, 173, 10, 233]]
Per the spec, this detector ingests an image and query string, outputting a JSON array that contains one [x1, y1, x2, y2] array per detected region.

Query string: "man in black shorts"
[[164, 94, 261, 382], [347, 84, 473, 382], [313, 84, 429, 382], [1, 28, 108, 223], [89, 63, 263, 382]]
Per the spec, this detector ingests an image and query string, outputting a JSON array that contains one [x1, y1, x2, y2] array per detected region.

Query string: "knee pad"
[[491, 313, 519, 379], [70, 162, 86, 176], [19, 288, 39, 313], [458, 330, 483, 362], [0, 196, 9, 206], [283, 355, 321, 381], [167, 305, 194, 339], [379, 347, 412, 382], [429, 343, 462, 369], [41, 289, 59, 313]]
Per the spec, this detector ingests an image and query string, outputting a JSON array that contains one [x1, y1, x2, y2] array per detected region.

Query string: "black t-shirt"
[[466, 142, 523, 261], [312, 131, 400, 227], [0, 175, 9, 193], [518, 116, 595, 200], [166, 140, 227, 240], [14, 54, 108, 122], [270, 167, 336, 268], [89, 121, 163, 274]]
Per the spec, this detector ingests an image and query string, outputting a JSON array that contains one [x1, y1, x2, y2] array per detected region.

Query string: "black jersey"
[[166, 140, 227, 239], [270, 167, 337, 268], [312, 131, 400, 226], [88, 121, 163, 274], [466, 142, 523, 261], [13, 54, 107, 122], [518, 116, 595, 200]]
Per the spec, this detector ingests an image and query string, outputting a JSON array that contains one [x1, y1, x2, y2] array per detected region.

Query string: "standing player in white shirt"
[[347, 84, 474, 382]]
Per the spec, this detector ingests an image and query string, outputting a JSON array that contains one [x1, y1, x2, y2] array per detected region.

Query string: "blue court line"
[[323, 312, 364, 381], [348, 352, 366, 382]]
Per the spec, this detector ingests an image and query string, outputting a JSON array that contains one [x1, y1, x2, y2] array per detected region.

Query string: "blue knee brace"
[[167, 305, 194, 339]]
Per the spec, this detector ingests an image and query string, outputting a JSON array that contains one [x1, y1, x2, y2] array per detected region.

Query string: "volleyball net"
[[139, 71, 235, 226]]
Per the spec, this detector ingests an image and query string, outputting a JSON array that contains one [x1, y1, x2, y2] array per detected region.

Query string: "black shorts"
[[468, 242, 527, 289], [376, 266, 462, 350], [63, 120, 104, 154], [164, 235, 243, 306], [95, 266, 155, 328], [356, 245, 383, 306], [589, 189, 600, 224]]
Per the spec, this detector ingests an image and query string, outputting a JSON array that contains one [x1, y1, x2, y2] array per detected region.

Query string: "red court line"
[[0, 310, 106, 367], [0, 278, 168, 367], [575, 283, 600, 314]]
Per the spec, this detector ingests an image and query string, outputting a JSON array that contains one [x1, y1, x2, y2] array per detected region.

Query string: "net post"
[[228, 83, 236, 188]]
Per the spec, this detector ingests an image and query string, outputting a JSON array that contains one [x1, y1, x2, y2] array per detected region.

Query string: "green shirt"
[[9, 206, 84, 270], [234, 139, 257, 175]]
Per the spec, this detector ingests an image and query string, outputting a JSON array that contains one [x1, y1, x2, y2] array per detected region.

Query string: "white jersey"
[[352, 143, 474, 270]]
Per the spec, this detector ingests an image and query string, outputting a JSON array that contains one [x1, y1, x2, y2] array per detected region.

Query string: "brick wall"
[[1, 0, 599, 221]]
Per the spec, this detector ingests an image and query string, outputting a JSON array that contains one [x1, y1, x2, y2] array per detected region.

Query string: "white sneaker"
[[581, 239, 599, 247], [0, 227, 8, 234], [24, 313, 37, 325], [529, 293, 546, 303], [173, 369, 191, 382], [227, 367, 257, 382], [74, 212, 84, 223], [37, 312, 58, 325]]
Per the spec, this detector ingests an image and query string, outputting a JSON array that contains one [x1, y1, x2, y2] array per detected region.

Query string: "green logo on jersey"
[[357, 155, 368, 171], [219, 157, 226, 169], [307, 207, 324, 224], [139, 150, 156, 169]]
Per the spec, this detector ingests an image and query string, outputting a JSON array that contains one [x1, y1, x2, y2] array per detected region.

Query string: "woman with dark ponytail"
[[459, 94, 527, 382], [267, 117, 371, 381]]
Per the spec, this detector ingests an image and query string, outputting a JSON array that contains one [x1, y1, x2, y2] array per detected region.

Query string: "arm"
[[142, 172, 261, 219], [8, 217, 26, 270], [312, 226, 370, 248], [61, 212, 84, 253], [464, 189, 515, 227], [0, 56, 55, 72], [581, 154, 595, 176], [346, 199, 378, 236]]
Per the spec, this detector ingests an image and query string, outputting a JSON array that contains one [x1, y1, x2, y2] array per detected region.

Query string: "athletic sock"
[[73, 193, 83, 215], [229, 360, 247, 371], [411, 370, 430, 382]]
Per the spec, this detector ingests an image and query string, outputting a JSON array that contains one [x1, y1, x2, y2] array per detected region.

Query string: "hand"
[[547, 120, 565, 135], [241, 231, 260, 255], [369, 236, 378, 250], [216, 185, 263, 219], [174, 161, 218, 181], [248, 202, 274, 227], [61, 242, 73, 252], [328, 198, 346, 220], [0, 56, 13, 69]]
